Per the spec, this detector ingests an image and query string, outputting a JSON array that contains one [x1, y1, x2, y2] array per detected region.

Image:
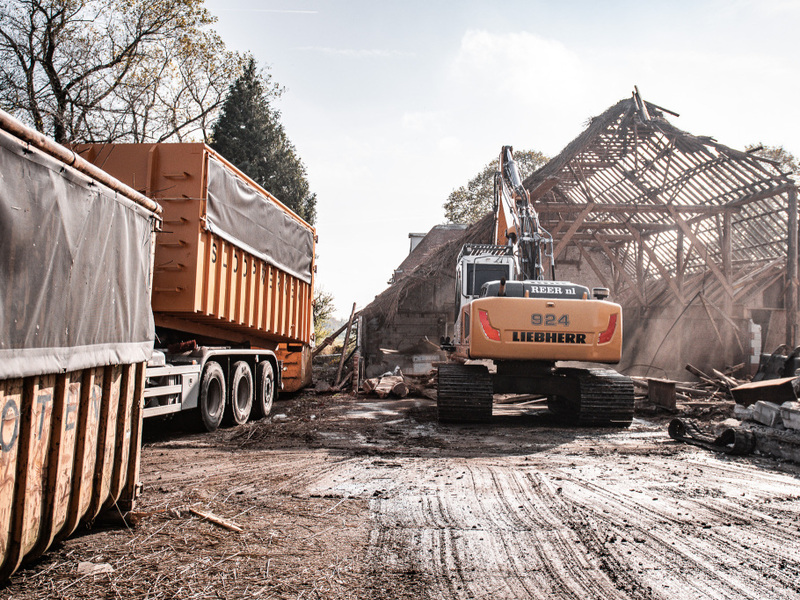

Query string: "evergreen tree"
[[211, 57, 316, 224]]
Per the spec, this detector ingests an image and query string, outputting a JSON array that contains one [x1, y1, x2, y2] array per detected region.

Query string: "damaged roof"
[[523, 91, 797, 308]]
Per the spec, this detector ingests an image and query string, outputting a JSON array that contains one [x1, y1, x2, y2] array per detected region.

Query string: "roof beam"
[[725, 182, 796, 208], [535, 202, 724, 215], [593, 233, 645, 305], [553, 202, 595, 259], [547, 220, 677, 233], [529, 176, 560, 202]]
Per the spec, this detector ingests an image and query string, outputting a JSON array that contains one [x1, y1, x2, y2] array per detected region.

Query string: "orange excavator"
[[438, 146, 634, 425]]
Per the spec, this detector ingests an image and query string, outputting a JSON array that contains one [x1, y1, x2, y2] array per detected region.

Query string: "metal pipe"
[[0, 109, 161, 215]]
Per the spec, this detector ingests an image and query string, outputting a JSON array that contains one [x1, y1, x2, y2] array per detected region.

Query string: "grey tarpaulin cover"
[[205, 157, 314, 284], [0, 127, 156, 380]]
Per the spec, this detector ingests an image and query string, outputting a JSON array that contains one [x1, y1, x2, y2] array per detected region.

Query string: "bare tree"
[[0, 0, 243, 143]]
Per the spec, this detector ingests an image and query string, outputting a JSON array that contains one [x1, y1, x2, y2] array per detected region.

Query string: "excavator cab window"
[[466, 264, 511, 297]]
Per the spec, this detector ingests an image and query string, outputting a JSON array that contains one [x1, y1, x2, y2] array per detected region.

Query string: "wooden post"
[[722, 210, 732, 280], [636, 242, 645, 302], [787, 188, 799, 347], [722, 210, 732, 315], [335, 303, 357, 388], [676, 229, 684, 294]]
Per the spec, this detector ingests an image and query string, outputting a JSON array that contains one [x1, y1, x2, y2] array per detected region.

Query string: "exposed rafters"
[[522, 94, 797, 314]]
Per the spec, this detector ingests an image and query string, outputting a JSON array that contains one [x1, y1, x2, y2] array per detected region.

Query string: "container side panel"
[[51, 374, 80, 539], [109, 364, 134, 503], [256, 262, 266, 331], [119, 364, 146, 512], [215, 240, 228, 318], [151, 197, 202, 313], [290, 279, 302, 338], [267, 267, 276, 334], [89, 365, 121, 519], [241, 253, 252, 326], [29, 373, 65, 559], [0, 380, 22, 569], [61, 368, 102, 540], [196, 233, 210, 314], [20, 375, 56, 559], [277, 273, 285, 336]]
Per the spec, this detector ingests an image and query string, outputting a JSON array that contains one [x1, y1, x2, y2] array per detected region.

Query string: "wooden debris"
[[363, 375, 408, 399], [633, 364, 748, 413], [312, 322, 350, 358], [188, 508, 243, 533], [335, 303, 358, 387], [647, 378, 676, 410]]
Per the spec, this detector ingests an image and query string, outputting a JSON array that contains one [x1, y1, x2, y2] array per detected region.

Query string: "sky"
[[203, 0, 800, 320]]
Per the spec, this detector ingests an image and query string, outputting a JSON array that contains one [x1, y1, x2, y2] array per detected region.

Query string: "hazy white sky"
[[204, 0, 800, 319]]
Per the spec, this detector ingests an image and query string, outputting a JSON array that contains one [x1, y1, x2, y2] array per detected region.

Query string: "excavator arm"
[[494, 146, 555, 280]]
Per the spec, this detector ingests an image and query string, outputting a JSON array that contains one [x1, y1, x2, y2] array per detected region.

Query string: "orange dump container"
[[75, 143, 316, 355], [0, 366, 145, 578], [0, 110, 156, 579]]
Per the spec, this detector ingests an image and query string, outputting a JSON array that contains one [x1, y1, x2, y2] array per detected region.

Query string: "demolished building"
[[362, 92, 799, 381]]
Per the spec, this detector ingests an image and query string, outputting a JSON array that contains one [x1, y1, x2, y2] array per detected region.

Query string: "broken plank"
[[188, 508, 243, 533]]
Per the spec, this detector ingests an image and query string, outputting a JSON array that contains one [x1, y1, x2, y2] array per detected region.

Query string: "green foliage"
[[0, 0, 242, 143], [210, 57, 317, 224], [313, 287, 336, 342], [746, 143, 798, 180], [443, 149, 549, 224]]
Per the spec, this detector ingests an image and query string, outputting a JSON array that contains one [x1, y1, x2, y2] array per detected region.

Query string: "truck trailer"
[[76, 143, 316, 431]]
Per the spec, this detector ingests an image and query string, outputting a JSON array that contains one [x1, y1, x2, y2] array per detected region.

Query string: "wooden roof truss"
[[524, 93, 798, 323]]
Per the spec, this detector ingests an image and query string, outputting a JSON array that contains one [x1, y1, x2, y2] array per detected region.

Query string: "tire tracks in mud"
[[329, 448, 800, 600], [548, 455, 800, 599], [140, 405, 800, 600]]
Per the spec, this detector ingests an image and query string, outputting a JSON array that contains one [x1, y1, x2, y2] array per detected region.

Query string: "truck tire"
[[253, 360, 275, 419], [199, 362, 226, 432], [226, 361, 253, 426]]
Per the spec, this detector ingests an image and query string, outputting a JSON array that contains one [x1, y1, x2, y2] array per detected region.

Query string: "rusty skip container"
[[0, 110, 160, 578]]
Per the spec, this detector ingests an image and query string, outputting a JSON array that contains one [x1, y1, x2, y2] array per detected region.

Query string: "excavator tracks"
[[549, 367, 635, 427], [437, 363, 493, 422], [437, 364, 634, 427]]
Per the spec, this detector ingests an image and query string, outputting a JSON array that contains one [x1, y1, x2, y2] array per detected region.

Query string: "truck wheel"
[[253, 360, 275, 419], [199, 362, 226, 432], [226, 361, 253, 426]]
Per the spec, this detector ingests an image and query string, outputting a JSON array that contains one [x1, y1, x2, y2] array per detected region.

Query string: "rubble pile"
[[631, 363, 743, 418], [362, 368, 437, 400]]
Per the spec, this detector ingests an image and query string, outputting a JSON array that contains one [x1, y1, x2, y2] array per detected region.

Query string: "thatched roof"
[[362, 213, 494, 320], [393, 224, 467, 280]]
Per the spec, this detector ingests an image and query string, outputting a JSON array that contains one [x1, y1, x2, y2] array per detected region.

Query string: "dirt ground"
[[3, 392, 800, 599]]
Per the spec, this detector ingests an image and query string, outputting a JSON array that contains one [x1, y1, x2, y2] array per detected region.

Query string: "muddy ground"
[[3, 392, 800, 599]]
